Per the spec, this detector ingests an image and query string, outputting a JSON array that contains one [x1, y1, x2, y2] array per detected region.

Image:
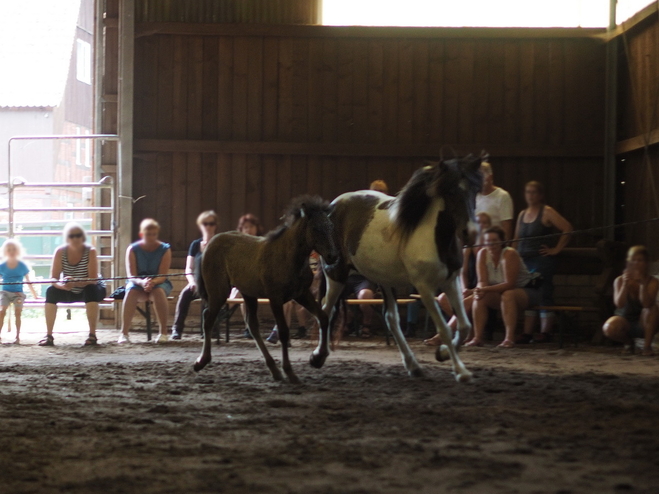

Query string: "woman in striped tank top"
[[40, 223, 107, 346]]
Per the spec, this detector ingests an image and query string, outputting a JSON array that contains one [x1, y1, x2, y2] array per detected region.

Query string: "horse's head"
[[285, 195, 340, 266], [394, 153, 483, 245], [437, 153, 485, 240]]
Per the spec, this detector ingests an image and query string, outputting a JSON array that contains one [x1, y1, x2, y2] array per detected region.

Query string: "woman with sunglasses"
[[40, 223, 106, 346], [171, 211, 218, 340]]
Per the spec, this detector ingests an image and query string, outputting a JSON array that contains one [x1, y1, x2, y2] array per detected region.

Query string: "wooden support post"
[[603, 0, 618, 240], [118, 0, 135, 277]]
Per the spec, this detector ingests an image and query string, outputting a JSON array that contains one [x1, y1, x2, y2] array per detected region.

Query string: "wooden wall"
[[616, 10, 659, 250], [132, 25, 606, 260]]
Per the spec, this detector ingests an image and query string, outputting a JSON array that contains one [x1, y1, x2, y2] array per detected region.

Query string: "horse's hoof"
[[436, 345, 450, 362], [309, 352, 328, 369], [409, 367, 424, 378], [193, 358, 210, 372], [455, 370, 473, 383], [288, 374, 302, 385], [271, 371, 284, 382]]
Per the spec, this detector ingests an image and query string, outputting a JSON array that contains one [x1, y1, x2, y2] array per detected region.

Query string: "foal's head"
[[273, 195, 339, 265]]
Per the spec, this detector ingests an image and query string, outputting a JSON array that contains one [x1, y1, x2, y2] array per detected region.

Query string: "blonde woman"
[[41, 223, 106, 346], [603, 246, 659, 355], [120, 219, 172, 344], [171, 211, 218, 339]]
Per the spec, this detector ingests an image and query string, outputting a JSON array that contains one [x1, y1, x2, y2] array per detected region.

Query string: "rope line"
[[1, 216, 658, 286], [469, 216, 659, 249]]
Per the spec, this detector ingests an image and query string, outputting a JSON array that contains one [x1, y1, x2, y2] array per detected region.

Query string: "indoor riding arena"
[[2, 1, 659, 493]]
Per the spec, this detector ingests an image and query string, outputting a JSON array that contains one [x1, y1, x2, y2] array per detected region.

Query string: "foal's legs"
[[382, 286, 423, 377], [247, 297, 284, 382], [194, 284, 229, 372], [269, 301, 299, 384], [294, 290, 330, 368], [417, 284, 472, 383]]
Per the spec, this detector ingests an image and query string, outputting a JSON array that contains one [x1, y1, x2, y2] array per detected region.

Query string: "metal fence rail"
[[5, 135, 120, 296]]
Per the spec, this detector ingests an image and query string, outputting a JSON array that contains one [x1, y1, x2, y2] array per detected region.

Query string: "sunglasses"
[[68, 233, 83, 239], [202, 222, 216, 227]]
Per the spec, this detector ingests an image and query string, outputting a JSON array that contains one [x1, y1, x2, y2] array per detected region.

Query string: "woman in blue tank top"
[[120, 218, 172, 344], [513, 181, 572, 344]]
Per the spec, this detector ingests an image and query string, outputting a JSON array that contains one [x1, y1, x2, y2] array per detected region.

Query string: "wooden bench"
[[409, 294, 599, 349], [214, 298, 418, 345], [19, 298, 163, 340], [532, 305, 599, 348]]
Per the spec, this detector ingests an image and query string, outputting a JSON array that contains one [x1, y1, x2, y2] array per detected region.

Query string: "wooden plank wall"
[[617, 17, 659, 249], [132, 30, 606, 261], [617, 19, 659, 142]]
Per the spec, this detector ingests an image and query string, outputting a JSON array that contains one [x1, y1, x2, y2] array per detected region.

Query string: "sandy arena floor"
[[0, 323, 658, 494]]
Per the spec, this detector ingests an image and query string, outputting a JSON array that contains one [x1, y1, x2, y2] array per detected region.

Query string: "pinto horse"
[[311, 156, 482, 383], [194, 195, 339, 383]]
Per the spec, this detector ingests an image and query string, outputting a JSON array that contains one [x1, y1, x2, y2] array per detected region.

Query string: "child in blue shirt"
[[0, 239, 40, 343]]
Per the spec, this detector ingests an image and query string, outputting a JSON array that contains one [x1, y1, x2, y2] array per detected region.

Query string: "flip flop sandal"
[[84, 334, 98, 346], [38, 335, 54, 347]]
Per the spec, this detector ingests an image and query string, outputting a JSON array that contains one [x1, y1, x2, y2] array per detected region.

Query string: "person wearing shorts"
[[0, 239, 40, 344], [119, 218, 172, 344], [603, 245, 659, 355], [343, 273, 377, 338], [467, 226, 542, 348]]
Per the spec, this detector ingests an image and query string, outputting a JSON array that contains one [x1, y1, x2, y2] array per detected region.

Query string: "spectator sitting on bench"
[[0, 239, 40, 344], [266, 253, 321, 345], [423, 212, 492, 345], [230, 213, 264, 339], [514, 181, 573, 344], [40, 223, 107, 347], [466, 226, 542, 348], [603, 246, 659, 356], [171, 210, 218, 340], [342, 273, 377, 338], [119, 219, 172, 344]]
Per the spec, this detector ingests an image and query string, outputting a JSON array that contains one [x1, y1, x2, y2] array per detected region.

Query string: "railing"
[[5, 134, 120, 294]]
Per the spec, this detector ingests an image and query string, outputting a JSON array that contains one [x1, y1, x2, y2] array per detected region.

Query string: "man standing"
[[476, 161, 514, 241]]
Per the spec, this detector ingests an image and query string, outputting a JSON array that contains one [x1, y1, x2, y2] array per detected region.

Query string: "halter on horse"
[[313, 156, 483, 383], [194, 195, 339, 383]]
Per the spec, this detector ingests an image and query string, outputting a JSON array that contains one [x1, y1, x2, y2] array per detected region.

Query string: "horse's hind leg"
[[294, 290, 329, 369], [382, 286, 423, 378], [270, 302, 299, 384], [244, 296, 284, 382], [194, 292, 226, 372], [439, 277, 472, 356], [417, 285, 472, 383]]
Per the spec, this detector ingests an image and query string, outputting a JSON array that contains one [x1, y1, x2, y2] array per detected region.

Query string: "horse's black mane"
[[265, 195, 331, 242], [393, 154, 483, 238]]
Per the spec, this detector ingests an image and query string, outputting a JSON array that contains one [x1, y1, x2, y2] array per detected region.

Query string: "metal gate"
[[4, 135, 120, 296]]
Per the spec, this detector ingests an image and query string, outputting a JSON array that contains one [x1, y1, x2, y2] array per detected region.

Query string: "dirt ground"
[[1, 323, 658, 494]]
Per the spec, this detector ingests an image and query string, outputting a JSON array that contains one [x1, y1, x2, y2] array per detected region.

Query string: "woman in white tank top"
[[465, 226, 541, 348]]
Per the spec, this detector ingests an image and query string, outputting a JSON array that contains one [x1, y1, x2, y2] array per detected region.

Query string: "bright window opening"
[[76, 38, 91, 85], [323, 0, 657, 28]]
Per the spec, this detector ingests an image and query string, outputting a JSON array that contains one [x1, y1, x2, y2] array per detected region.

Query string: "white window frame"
[[76, 39, 91, 85]]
